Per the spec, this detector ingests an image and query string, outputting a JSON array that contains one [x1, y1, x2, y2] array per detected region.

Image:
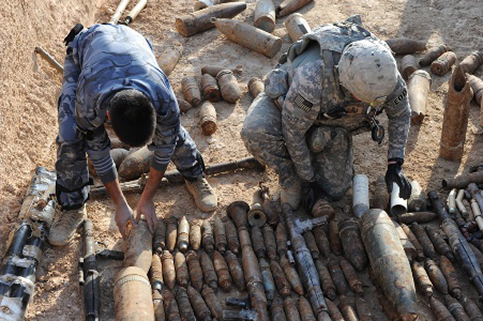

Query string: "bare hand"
[[136, 197, 158, 234], [115, 203, 136, 238]]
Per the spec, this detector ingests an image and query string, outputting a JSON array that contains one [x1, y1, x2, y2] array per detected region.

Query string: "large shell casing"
[[176, 2, 247, 37], [202, 220, 215, 252], [150, 253, 164, 292], [259, 257, 276, 300], [353, 174, 369, 218], [276, 0, 313, 17], [251, 225, 266, 258], [225, 219, 240, 254], [303, 230, 320, 259], [270, 259, 291, 297], [190, 224, 201, 250], [213, 216, 227, 253], [114, 267, 154, 321], [254, 0, 276, 33], [284, 13, 311, 42], [400, 222, 425, 259], [181, 77, 201, 107], [372, 176, 389, 210], [430, 296, 453, 321], [407, 180, 427, 212], [212, 18, 282, 58], [427, 228, 455, 261], [248, 77, 265, 98], [338, 218, 368, 271], [175, 287, 196, 321], [385, 38, 426, 55], [166, 221, 177, 252], [340, 257, 364, 295], [161, 251, 176, 290], [411, 222, 438, 259], [201, 65, 243, 77], [392, 221, 417, 260], [390, 183, 408, 216], [174, 252, 189, 287], [328, 219, 343, 256], [402, 54, 418, 80], [118, 146, 153, 180], [153, 220, 166, 255], [227, 201, 250, 230], [187, 285, 212, 320], [186, 250, 204, 291], [213, 250, 233, 291], [419, 44, 451, 66], [408, 70, 431, 124], [177, 216, 190, 253], [200, 250, 218, 289], [262, 225, 277, 260], [216, 69, 242, 103], [275, 222, 288, 256], [439, 255, 461, 299], [123, 220, 153, 273], [157, 41, 183, 77], [199, 101, 217, 135], [201, 285, 223, 319], [430, 51, 457, 76], [424, 258, 449, 294], [313, 225, 331, 258], [201, 74, 220, 102], [328, 258, 350, 296], [280, 255, 304, 295], [283, 296, 302, 321], [461, 51, 483, 74], [225, 250, 246, 291], [412, 260, 434, 297]]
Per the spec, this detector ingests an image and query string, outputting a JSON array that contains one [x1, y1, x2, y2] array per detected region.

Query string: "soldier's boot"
[[185, 176, 217, 212], [48, 204, 87, 246], [281, 180, 301, 210]]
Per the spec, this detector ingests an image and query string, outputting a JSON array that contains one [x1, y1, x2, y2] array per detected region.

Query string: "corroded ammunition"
[[118, 146, 153, 180], [339, 218, 368, 271], [276, 223, 288, 256], [397, 211, 436, 224], [284, 13, 311, 42], [420, 44, 451, 66], [469, 243, 483, 268], [123, 220, 153, 273], [175, 287, 196, 321], [313, 226, 331, 258], [412, 260, 434, 297], [283, 296, 302, 321], [248, 203, 267, 227], [402, 54, 418, 80], [303, 230, 320, 259], [271, 297, 288, 321], [225, 250, 246, 291], [248, 77, 265, 98], [461, 51, 483, 75], [190, 223, 201, 251], [312, 198, 336, 219], [201, 65, 243, 77], [340, 257, 364, 295], [262, 225, 277, 260], [259, 257, 276, 300], [385, 38, 426, 55], [153, 290, 165, 321], [260, 185, 281, 225], [393, 221, 417, 260], [251, 225, 267, 258], [431, 51, 457, 76], [299, 296, 316, 321], [445, 295, 470, 321], [424, 259, 449, 294], [200, 101, 218, 136], [158, 41, 183, 77], [372, 175, 389, 210], [200, 250, 218, 289], [280, 255, 304, 295], [202, 221, 215, 252], [439, 256, 461, 299], [201, 285, 223, 319], [461, 296, 483, 320], [161, 251, 176, 290], [187, 285, 212, 320], [339, 295, 358, 321], [166, 220, 177, 253], [315, 259, 337, 300], [175, 2, 247, 37], [174, 252, 189, 288], [216, 69, 242, 103], [326, 299, 344, 321], [328, 258, 349, 296], [408, 70, 431, 124], [355, 296, 373, 321], [227, 200, 250, 230], [150, 254, 164, 293], [201, 74, 220, 102], [270, 259, 291, 297], [468, 76, 483, 123], [164, 290, 181, 321], [411, 222, 438, 259], [181, 77, 201, 107], [225, 219, 240, 254], [407, 180, 427, 212], [430, 296, 453, 321], [213, 250, 233, 291], [254, 0, 276, 33], [176, 96, 192, 113], [212, 18, 282, 58], [177, 216, 190, 253], [328, 219, 343, 256], [427, 228, 455, 261], [186, 250, 204, 292], [213, 216, 227, 254], [376, 289, 400, 321], [400, 222, 425, 259], [276, 0, 313, 17], [154, 220, 167, 255]]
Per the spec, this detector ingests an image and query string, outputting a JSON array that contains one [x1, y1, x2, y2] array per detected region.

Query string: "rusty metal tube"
[[401, 54, 418, 80], [284, 13, 311, 42], [254, 0, 276, 33], [157, 41, 183, 77], [385, 38, 426, 55], [461, 51, 483, 74], [430, 51, 457, 76], [408, 70, 431, 125], [123, 220, 153, 273], [419, 44, 451, 66], [443, 171, 483, 189]]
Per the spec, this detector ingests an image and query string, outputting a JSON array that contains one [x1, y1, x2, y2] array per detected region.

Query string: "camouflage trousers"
[[241, 93, 353, 201]]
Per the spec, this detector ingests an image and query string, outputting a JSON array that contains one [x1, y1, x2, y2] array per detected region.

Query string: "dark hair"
[[109, 89, 156, 147]]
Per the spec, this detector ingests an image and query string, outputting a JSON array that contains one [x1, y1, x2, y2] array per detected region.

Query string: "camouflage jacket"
[[61, 24, 180, 182]]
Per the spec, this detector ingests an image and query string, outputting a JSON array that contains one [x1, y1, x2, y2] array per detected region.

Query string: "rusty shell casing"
[[430, 51, 457, 76], [174, 252, 189, 288], [224, 250, 246, 291], [154, 220, 167, 255], [175, 2, 247, 37], [114, 267, 154, 321], [283, 296, 302, 321], [355, 296, 373, 321], [314, 259, 337, 300], [372, 175, 390, 210], [227, 200, 250, 230], [397, 212, 436, 224], [339, 218, 369, 271], [469, 242, 483, 269], [175, 287, 196, 321], [412, 260, 434, 297], [313, 225, 331, 258], [419, 44, 451, 66], [213, 250, 233, 291], [402, 54, 419, 80], [248, 77, 265, 98], [270, 259, 292, 297], [187, 285, 212, 320], [408, 70, 432, 125], [340, 257, 364, 295], [326, 299, 344, 321], [177, 216, 190, 253], [271, 297, 288, 321], [200, 250, 218, 289], [259, 257, 276, 300], [150, 253, 164, 293], [250, 225, 267, 258], [439, 255, 461, 299], [260, 186, 281, 225], [392, 221, 417, 260], [280, 255, 304, 295], [176, 96, 192, 113], [430, 296, 454, 321], [181, 77, 201, 107], [166, 221, 177, 253], [439, 64, 473, 161], [299, 295, 316, 321], [462, 296, 483, 320], [408, 180, 427, 212], [284, 13, 311, 42], [202, 220, 215, 252], [254, 0, 275, 33], [201, 65, 243, 77], [339, 295, 358, 321], [201, 73, 220, 102], [427, 228, 455, 261], [461, 51, 483, 75], [118, 146, 152, 180], [360, 209, 419, 318], [262, 225, 277, 260], [468, 75, 483, 126], [186, 250, 204, 291], [275, 222, 289, 256], [400, 222, 425, 259], [164, 290, 181, 321], [123, 220, 153, 274], [445, 295, 470, 321], [276, 0, 313, 17], [161, 251, 176, 290], [189, 224, 201, 251], [311, 198, 336, 220], [424, 259, 449, 294], [411, 222, 438, 260], [328, 258, 350, 296], [225, 219, 240, 254], [376, 289, 400, 321], [213, 216, 227, 254], [385, 38, 427, 55], [157, 41, 183, 77], [303, 230, 320, 259], [216, 69, 242, 103], [328, 219, 343, 256], [199, 101, 218, 136], [152, 290, 166, 321], [212, 18, 282, 58], [201, 285, 223, 319]]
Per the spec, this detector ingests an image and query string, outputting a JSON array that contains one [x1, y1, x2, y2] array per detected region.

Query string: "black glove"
[[385, 158, 411, 200], [301, 180, 319, 213]]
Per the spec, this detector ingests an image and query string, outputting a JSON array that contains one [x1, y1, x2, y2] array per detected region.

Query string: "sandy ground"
[[0, 0, 482, 320]]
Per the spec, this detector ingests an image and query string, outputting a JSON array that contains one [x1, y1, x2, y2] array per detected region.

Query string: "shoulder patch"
[[392, 88, 407, 106], [293, 93, 313, 112]]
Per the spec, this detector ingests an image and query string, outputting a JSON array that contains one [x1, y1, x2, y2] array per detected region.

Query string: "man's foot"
[[281, 180, 301, 210], [48, 204, 87, 246], [185, 177, 217, 212]]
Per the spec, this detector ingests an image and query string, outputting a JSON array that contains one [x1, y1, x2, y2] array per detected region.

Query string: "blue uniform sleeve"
[[85, 126, 118, 183]]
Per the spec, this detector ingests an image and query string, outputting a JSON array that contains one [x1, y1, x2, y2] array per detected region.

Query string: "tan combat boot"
[[48, 204, 87, 246], [280, 180, 301, 210], [184, 177, 217, 212]]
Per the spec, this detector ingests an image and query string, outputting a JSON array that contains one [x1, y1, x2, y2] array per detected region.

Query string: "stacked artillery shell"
[[427, 228, 455, 261], [385, 38, 427, 55], [166, 221, 177, 253], [187, 285, 212, 320], [299, 296, 316, 321], [248, 77, 265, 98], [372, 176, 390, 210], [123, 220, 153, 273], [424, 259, 449, 294], [157, 41, 183, 77], [420, 44, 451, 66], [461, 51, 483, 74], [303, 230, 320, 259], [340, 257, 364, 295], [181, 77, 201, 107], [174, 252, 189, 287], [445, 295, 470, 321], [201, 74, 220, 102], [177, 216, 190, 253], [164, 290, 181, 321], [468, 75, 483, 127], [313, 225, 331, 258], [154, 220, 167, 255], [339, 295, 358, 321], [247, 203, 267, 227], [326, 299, 345, 321], [202, 220, 215, 252], [408, 70, 431, 124], [430, 51, 457, 76], [225, 219, 240, 254], [411, 222, 438, 259], [118, 146, 153, 180], [200, 250, 218, 289], [216, 69, 242, 103], [254, 0, 276, 33], [401, 222, 425, 258], [284, 13, 311, 42], [393, 221, 418, 260], [150, 254, 164, 293], [270, 259, 291, 297], [152, 290, 165, 321], [186, 250, 204, 291], [225, 250, 246, 291], [271, 297, 288, 321], [213, 216, 227, 253], [430, 296, 453, 321], [201, 285, 223, 319], [175, 2, 247, 37], [439, 256, 462, 299], [212, 18, 282, 58], [276, 0, 313, 17], [213, 250, 233, 291], [376, 288, 401, 321], [175, 287, 196, 321], [402, 54, 419, 80], [339, 218, 368, 271], [176, 96, 193, 113], [202, 65, 243, 77], [275, 222, 288, 256], [355, 296, 373, 321], [199, 101, 218, 136], [161, 251, 176, 290], [328, 258, 350, 296], [440, 64, 473, 161], [259, 257, 276, 300], [283, 296, 302, 321], [461, 296, 483, 320], [397, 212, 437, 224], [251, 225, 267, 258], [262, 225, 277, 260], [412, 260, 434, 297], [190, 223, 201, 250], [328, 219, 343, 256], [280, 255, 304, 295], [408, 180, 427, 212]]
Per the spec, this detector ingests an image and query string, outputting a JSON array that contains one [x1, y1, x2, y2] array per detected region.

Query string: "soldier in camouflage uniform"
[[241, 15, 411, 211], [50, 24, 217, 246]]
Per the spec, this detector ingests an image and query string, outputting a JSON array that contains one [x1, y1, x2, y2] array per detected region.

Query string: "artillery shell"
[[283, 296, 302, 321], [469, 243, 483, 269], [275, 223, 288, 256], [154, 220, 167, 255], [175, 2, 247, 37], [262, 225, 277, 260], [166, 221, 177, 253], [224, 250, 246, 291], [439, 256, 461, 299], [372, 175, 389, 210], [303, 230, 320, 259], [424, 259, 449, 294], [201, 285, 223, 320], [299, 296, 316, 321], [174, 252, 189, 288], [260, 186, 281, 225], [202, 221, 215, 252], [312, 198, 336, 219], [158, 41, 183, 77], [186, 250, 204, 292], [420, 44, 451, 66], [329, 219, 343, 256], [328, 258, 350, 296], [175, 287, 196, 321], [270, 259, 292, 297], [339, 295, 359, 321], [153, 290, 166, 321], [468, 75, 483, 109], [407, 180, 427, 212], [118, 146, 153, 180], [326, 299, 344, 321], [89, 148, 129, 176], [187, 285, 212, 320], [315, 259, 337, 300], [190, 224, 201, 251], [201, 65, 243, 77], [431, 51, 458, 76], [227, 200, 250, 230], [411, 222, 438, 259], [251, 225, 267, 258], [201, 74, 220, 102], [216, 69, 242, 103], [393, 221, 417, 260], [385, 38, 426, 55], [248, 77, 265, 98], [213, 216, 227, 254], [200, 101, 218, 136], [402, 54, 419, 80], [123, 220, 153, 273], [408, 69, 431, 125], [284, 13, 311, 42], [164, 290, 181, 321], [340, 257, 364, 295], [176, 96, 192, 113], [445, 295, 470, 321], [339, 218, 368, 271], [427, 228, 455, 261], [254, 0, 276, 33], [200, 250, 218, 289], [258, 257, 276, 300], [412, 260, 434, 297], [461, 296, 483, 320], [397, 211, 436, 224], [150, 253, 164, 293], [461, 51, 483, 75], [313, 225, 331, 258], [430, 296, 454, 321], [271, 297, 288, 321], [355, 296, 373, 321], [161, 251, 176, 290], [400, 222, 425, 259], [213, 250, 233, 291], [225, 219, 240, 254], [376, 289, 400, 321], [178, 216, 190, 253], [279, 256, 304, 295], [181, 77, 201, 107], [276, 0, 313, 17]]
